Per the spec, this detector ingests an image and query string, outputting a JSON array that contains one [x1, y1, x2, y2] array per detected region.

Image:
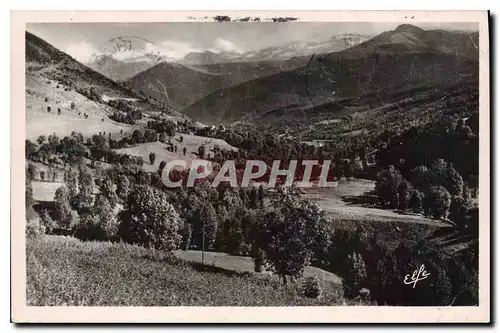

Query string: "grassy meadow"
[[26, 235, 347, 306]]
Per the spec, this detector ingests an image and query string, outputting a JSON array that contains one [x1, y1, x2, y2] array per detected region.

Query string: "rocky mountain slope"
[[179, 25, 479, 125]]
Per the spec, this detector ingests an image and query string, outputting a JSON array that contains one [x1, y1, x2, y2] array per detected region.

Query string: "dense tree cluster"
[[109, 111, 138, 125], [375, 159, 476, 230], [26, 132, 86, 166], [76, 86, 102, 103], [147, 119, 176, 137], [25, 130, 162, 174], [376, 113, 479, 191], [105, 99, 143, 125], [119, 185, 183, 250]]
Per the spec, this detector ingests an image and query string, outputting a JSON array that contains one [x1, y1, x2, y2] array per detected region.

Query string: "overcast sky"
[[26, 22, 478, 63]]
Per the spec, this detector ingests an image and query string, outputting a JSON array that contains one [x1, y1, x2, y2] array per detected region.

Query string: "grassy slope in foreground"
[[27, 235, 347, 306]]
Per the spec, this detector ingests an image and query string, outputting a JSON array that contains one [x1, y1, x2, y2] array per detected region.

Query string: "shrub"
[[26, 178, 34, 210], [40, 209, 56, 234], [398, 179, 413, 210], [344, 162, 355, 179], [253, 247, 264, 273], [445, 164, 464, 197], [26, 216, 45, 238], [467, 207, 479, 234], [116, 174, 130, 201], [198, 145, 206, 159], [27, 163, 36, 181], [37, 135, 46, 145], [74, 196, 118, 241], [26, 140, 38, 160], [54, 186, 73, 229], [66, 170, 78, 199], [430, 159, 448, 185], [411, 165, 431, 192], [449, 195, 469, 229], [94, 195, 118, 236], [75, 165, 94, 212], [181, 223, 192, 250], [131, 130, 143, 144], [375, 166, 403, 208], [410, 189, 424, 213], [149, 152, 156, 165], [300, 276, 323, 299], [343, 252, 367, 298], [99, 177, 118, 207], [427, 186, 452, 220]]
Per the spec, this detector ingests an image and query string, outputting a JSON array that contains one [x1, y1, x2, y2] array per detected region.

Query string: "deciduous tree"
[[254, 189, 331, 284], [119, 185, 183, 251]]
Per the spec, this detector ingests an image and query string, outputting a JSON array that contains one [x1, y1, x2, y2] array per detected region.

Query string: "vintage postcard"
[[11, 10, 490, 323]]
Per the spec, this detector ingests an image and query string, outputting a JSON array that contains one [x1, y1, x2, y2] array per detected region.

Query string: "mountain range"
[[179, 24, 479, 124], [87, 55, 166, 82], [123, 58, 305, 110], [26, 24, 479, 131], [87, 33, 371, 81]]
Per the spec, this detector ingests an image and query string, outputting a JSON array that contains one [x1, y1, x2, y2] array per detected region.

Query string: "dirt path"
[[302, 179, 449, 227]]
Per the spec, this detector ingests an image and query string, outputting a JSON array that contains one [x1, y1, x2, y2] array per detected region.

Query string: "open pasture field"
[[173, 133, 239, 155], [115, 141, 189, 173], [26, 235, 345, 306], [31, 180, 64, 202], [26, 73, 135, 140], [114, 134, 238, 173], [302, 179, 449, 227]]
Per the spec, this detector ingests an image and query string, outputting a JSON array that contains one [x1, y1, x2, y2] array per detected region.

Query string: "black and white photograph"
[[11, 10, 490, 323]]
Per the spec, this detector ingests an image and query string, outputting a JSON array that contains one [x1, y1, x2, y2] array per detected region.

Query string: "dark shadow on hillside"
[[425, 227, 478, 249], [136, 251, 255, 278], [341, 190, 380, 208], [426, 226, 455, 241], [440, 233, 477, 247]]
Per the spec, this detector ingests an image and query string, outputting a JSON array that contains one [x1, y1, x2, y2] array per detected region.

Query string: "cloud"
[[65, 38, 244, 64], [111, 48, 152, 62], [64, 41, 97, 63], [213, 38, 243, 53], [110, 40, 204, 61], [155, 40, 203, 59]]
